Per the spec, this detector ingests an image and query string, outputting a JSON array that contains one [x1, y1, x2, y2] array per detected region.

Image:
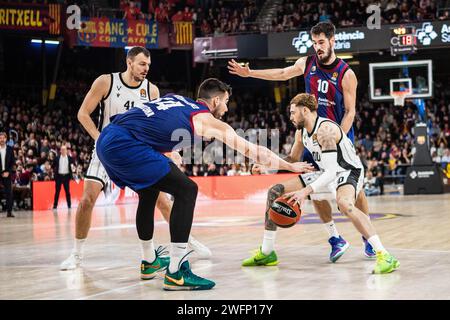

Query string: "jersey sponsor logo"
[[312, 133, 318, 144], [117, 85, 122, 91], [311, 66, 316, 72], [140, 88, 147, 99], [331, 72, 338, 81], [317, 97, 336, 107]]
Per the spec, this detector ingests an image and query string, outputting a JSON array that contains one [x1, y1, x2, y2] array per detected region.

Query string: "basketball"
[[269, 197, 302, 228]]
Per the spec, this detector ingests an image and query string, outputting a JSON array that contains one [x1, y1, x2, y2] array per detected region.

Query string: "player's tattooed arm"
[[265, 184, 285, 230], [317, 122, 340, 152]]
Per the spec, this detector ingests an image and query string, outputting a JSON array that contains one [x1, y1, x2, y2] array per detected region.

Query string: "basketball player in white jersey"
[[244, 93, 399, 274], [60, 47, 211, 270]]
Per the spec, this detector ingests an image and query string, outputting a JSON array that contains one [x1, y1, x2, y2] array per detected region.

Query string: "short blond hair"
[[290, 93, 317, 112]]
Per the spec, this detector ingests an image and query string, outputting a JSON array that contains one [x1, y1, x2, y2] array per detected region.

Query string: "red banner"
[[0, 3, 61, 34], [32, 174, 297, 211]]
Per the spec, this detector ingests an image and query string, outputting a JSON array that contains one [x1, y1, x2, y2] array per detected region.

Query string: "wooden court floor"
[[1, 194, 450, 300]]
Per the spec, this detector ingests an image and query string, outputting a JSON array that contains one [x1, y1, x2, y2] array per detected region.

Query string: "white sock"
[[261, 230, 276, 255], [74, 239, 86, 256], [324, 220, 340, 239], [367, 235, 387, 253], [169, 242, 188, 273], [140, 239, 156, 262]]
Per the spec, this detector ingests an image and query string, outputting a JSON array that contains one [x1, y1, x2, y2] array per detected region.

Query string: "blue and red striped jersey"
[[304, 55, 354, 142]]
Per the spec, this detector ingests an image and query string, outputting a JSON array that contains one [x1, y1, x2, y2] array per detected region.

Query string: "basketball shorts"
[[299, 168, 364, 200], [96, 123, 171, 192], [85, 148, 110, 189]]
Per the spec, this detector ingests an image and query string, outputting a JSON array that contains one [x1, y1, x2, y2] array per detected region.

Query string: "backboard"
[[369, 60, 433, 102]]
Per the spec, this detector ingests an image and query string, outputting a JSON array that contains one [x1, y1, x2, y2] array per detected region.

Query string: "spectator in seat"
[[13, 163, 33, 210], [172, 10, 184, 22], [123, 1, 144, 20], [183, 6, 193, 22], [364, 170, 381, 196]]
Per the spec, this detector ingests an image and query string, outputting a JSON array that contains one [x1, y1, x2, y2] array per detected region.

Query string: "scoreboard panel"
[[390, 25, 417, 55]]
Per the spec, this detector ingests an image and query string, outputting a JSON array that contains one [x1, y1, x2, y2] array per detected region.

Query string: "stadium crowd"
[[268, 0, 445, 32], [114, 0, 449, 35]]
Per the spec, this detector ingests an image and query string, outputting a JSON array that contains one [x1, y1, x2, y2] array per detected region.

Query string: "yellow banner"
[[174, 22, 193, 45]]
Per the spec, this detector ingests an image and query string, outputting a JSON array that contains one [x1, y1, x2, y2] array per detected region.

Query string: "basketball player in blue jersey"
[[60, 47, 211, 272], [229, 21, 375, 263], [96, 78, 313, 290]]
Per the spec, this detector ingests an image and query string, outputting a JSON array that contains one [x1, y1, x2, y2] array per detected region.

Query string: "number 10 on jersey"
[[317, 79, 329, 93]]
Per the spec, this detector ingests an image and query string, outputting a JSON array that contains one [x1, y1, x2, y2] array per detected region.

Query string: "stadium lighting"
[[31, 39, 60, 45], [337, 54, 353, 60]]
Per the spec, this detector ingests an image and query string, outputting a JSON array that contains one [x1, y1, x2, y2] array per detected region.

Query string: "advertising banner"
[[0, 3, 61, 34], [268, 20, 450, 57], [75, 17, 158, 48], [32, 174, 297, 211]]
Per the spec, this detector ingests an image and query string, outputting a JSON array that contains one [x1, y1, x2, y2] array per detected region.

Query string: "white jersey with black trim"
[[302, 116, 363, 172], [98, 72, 152, 131]]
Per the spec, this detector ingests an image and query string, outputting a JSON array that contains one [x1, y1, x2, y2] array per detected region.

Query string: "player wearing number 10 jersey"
[[229, 22, 376, 265]]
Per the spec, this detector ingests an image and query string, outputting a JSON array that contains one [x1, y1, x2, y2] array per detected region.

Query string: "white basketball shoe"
[[60, 251, 83, 270], [188, 236, 212, 259]]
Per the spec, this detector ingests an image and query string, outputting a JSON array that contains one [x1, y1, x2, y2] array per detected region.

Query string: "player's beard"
[[131, 66, 146, 82], [295, 120, 304, 130], [316, 46, 332, 64], [133, 73, 144, 82]]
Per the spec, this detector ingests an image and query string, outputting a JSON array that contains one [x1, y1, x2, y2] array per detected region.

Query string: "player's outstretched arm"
[[78, 74, 111, 141], [253, 129, 305, 174], [227, 57, 307, 81], [193, 113, 314, 173]]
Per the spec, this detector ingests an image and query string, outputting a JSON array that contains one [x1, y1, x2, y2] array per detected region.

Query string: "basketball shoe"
[[328, 236, 350, 263], [362, 236, 376, 259], [141, 246, 170, 280], [164, 253, 215, 291], [373, 251, 400, 274], [242, 247, 279, 266], [60, 251, 82, 270], [188, 236, 212, 259]]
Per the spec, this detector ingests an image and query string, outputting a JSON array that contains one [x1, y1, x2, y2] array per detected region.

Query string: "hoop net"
[[390, 90, 411, 107]]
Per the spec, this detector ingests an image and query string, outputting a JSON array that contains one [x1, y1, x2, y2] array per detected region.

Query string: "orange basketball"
[[269, 197, 302, 228]]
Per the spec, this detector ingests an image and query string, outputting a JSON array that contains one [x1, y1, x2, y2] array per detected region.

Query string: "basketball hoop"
[[390, 90, 411, 107]]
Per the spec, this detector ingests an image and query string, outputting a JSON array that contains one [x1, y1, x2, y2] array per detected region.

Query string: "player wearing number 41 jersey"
[[60, 47, 211, 274], [96, 78, 313, 290]]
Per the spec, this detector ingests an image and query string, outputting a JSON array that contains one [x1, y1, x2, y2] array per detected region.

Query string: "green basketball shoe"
[[141, 246, 170, 280], [164, 260, 215, 291], [373, 251, 400, 274], [242, 247, 279, 266]]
